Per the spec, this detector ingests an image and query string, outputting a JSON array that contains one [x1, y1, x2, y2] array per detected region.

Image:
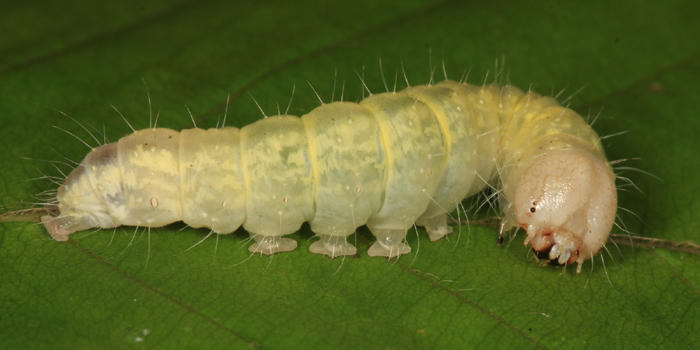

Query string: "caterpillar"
[[40, 79, 617, 273]]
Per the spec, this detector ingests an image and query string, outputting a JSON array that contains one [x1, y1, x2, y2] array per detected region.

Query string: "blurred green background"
[[0, 1, 698, 348]]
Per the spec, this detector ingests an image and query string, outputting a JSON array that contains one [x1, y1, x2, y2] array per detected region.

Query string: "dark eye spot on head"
[[530, 207, 536, 213]]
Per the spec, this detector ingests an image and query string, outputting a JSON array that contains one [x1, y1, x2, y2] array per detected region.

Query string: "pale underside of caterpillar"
[[41, 80, 617, 272]]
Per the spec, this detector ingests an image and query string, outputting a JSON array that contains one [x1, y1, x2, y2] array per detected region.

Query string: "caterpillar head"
[[513, 148, 617, 270], [41, 144, 117, 241]]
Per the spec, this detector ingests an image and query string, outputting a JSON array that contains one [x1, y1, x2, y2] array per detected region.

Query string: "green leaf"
[[1, 1, 698, 348]]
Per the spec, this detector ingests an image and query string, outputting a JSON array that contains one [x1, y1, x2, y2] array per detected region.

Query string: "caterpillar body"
[[41, 80, 617, 272]]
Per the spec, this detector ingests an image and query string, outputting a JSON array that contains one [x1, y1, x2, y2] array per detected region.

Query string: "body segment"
[[302, 103, 385, 256]]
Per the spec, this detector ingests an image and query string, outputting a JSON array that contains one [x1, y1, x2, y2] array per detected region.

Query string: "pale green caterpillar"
[[41, 80, 617, 272]]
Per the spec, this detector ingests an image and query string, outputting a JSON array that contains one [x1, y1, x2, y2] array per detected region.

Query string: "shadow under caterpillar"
[[41, 79, 617, 273]]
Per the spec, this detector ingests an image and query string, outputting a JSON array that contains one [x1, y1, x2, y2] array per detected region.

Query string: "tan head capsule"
[[513, 148, 617, 272]]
